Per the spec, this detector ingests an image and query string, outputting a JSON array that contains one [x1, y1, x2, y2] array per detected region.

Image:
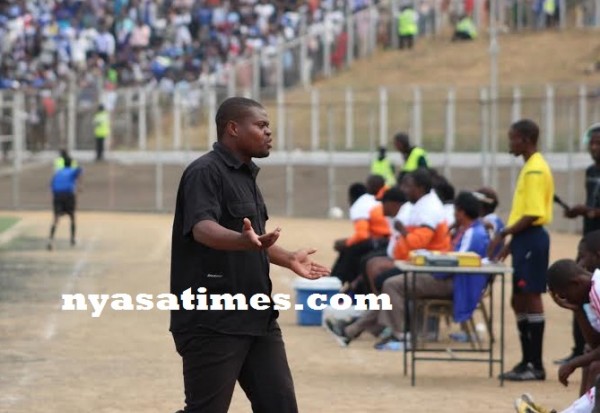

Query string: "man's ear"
[[226, 120, 239, 137]]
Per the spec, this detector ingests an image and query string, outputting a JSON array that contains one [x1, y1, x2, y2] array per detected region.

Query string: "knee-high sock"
[[528, 313, 545, 370], [516, 313, 530, 366], [49, 223, 57, 240]]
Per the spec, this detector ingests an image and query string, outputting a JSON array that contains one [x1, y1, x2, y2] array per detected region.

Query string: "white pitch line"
[[1, 234, 98, 408]]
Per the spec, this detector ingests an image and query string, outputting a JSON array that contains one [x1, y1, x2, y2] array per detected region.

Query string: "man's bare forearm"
[[268, 244, 293, 268], [192, 220, 252, 250]]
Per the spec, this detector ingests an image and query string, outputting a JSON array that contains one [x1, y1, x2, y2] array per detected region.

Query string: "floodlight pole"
[[489, 0, 499, 190]]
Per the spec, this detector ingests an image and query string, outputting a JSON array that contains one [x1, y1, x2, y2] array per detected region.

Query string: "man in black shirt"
[[170, 97, 329, 413], [560, 125, 600, 365]]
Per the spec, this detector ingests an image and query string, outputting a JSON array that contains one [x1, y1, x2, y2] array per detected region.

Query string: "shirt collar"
[[213, 141, 260, 177]]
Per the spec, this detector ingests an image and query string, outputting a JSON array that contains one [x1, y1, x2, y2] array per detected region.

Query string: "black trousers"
[[331, 239, 388, 284], [95, 137, 105, 161], [172, 322, 298, 413], [399, 34, 414, 49]]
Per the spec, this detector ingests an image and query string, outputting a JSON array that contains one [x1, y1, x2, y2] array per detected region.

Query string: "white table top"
[[395, 260, 513, 274]]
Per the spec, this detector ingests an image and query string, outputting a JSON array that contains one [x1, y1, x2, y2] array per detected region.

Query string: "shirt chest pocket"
[[222, 201, 258, 231]]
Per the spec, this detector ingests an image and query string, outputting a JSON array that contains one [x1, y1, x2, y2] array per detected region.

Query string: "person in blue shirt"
[[48, 157, 82, 251]]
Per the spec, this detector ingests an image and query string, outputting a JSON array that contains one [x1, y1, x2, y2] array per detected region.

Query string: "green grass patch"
[[0, 217, 19, 234]]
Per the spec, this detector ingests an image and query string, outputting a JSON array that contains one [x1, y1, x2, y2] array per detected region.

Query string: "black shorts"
[[511, 226, 550, 294], [53, 192, 75, 216]]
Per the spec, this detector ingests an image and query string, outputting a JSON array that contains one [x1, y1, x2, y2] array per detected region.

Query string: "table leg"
[[403, 270, 408, 377], [500, 272, 505, 386], [411, 270, 416, 387]]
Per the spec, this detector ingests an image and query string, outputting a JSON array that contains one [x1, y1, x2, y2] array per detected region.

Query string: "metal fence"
[[0, 82, 598, 235]]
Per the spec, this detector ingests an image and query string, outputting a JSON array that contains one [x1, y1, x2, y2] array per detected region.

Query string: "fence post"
[[324, 20, 332, 77], [445, 88, 455, 179], [545, 84, 555, 152], [510, 86, 522, 188], [252, 51, 261, 100], [138, 89, 147, 151], [153, 91, 163, 212], [12, 92, 24, 209], [327, 106, 336, 215], [277, 44, 286, 151], [379, 87, 388, 147], [227, 63, 236, 98], [124, 88, 133, 147], [286, 118, 294, 217], [412, 86, 423, 147], [67, 89, 76, 151], [391, 0, 399, 49], [311, 89, 320, 151], [300, 34, 309, 88], [368, 107, 376, 152], [207, 84, 217, 149], [345, 88, 354, 149], [480, 88, 490, 186], [559, 0, 567, 29], [579, 84, 588, 151], [173, 90, 182, 150], [347, 13, 355, 67], [567, 104, 576, 233]]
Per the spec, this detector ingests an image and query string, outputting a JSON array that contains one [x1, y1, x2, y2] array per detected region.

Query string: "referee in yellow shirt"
[[489, 119, 554, 381]]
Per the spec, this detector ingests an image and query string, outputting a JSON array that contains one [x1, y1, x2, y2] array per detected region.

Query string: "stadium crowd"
[[0, 0, 372, 92]]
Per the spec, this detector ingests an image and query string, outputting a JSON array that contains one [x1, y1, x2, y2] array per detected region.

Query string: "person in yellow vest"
[[54, 149, 78, 171], [544, 0, 557, 27], [394, 132, 428, 181], [398, 5, 418, 50], [452, 14, 477, 41], [370, 146, 397, 186], [93, 104, 110, 162]]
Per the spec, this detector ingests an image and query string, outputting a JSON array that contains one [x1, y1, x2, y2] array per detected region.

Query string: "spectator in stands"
[[398, 4, 418, 50], [452, 14, 477, 41]]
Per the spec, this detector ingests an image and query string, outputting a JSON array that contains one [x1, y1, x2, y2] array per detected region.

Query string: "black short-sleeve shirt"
[[169, 142, 276, 335]]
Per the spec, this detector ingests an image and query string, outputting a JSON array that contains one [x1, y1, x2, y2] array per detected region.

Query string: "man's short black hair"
[[511, 119, 539, 145], [394, 132, 409, 146], [435, 180, 455, 203], [382, 187, 407, 204], [348, 182, 367, 204], [409, 168, 432, 193], [454, 191, 480, 220], [547, 259, 585, 291], [215, 97, 264, 140], [582, 230, 600, 254]]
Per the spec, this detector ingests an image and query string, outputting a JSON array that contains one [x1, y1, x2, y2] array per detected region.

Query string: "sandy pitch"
[[0, 211, 586, 412]]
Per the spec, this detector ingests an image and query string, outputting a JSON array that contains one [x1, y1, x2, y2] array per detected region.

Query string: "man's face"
[[383, 201, 402, 217], [508, 128, 527, 157], [589, 134, 600, 164], [401, 176, 420, 203], [454, 207, 465, 226], [577, 242, 600, 272], [235, 106, 272, 159]]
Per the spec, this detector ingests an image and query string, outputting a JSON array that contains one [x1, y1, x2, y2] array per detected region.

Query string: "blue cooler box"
[[293, 277, 342, 326]]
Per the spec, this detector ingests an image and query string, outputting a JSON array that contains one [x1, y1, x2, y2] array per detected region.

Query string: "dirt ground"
[[0, 210, 589, 413]]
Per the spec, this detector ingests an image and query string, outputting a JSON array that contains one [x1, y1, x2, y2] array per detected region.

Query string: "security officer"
[[452, 14, 477, 41], [398, 5, 418, 50], [393, 132, 429, 181], [370, 146, 397, 186], [93, 104, 110, 161], [54, 149, 78, 171]]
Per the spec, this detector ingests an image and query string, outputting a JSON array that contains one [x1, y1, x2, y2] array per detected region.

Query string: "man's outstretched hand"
[[289, 248, 331, 280], [242, 218, 281, 250]]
